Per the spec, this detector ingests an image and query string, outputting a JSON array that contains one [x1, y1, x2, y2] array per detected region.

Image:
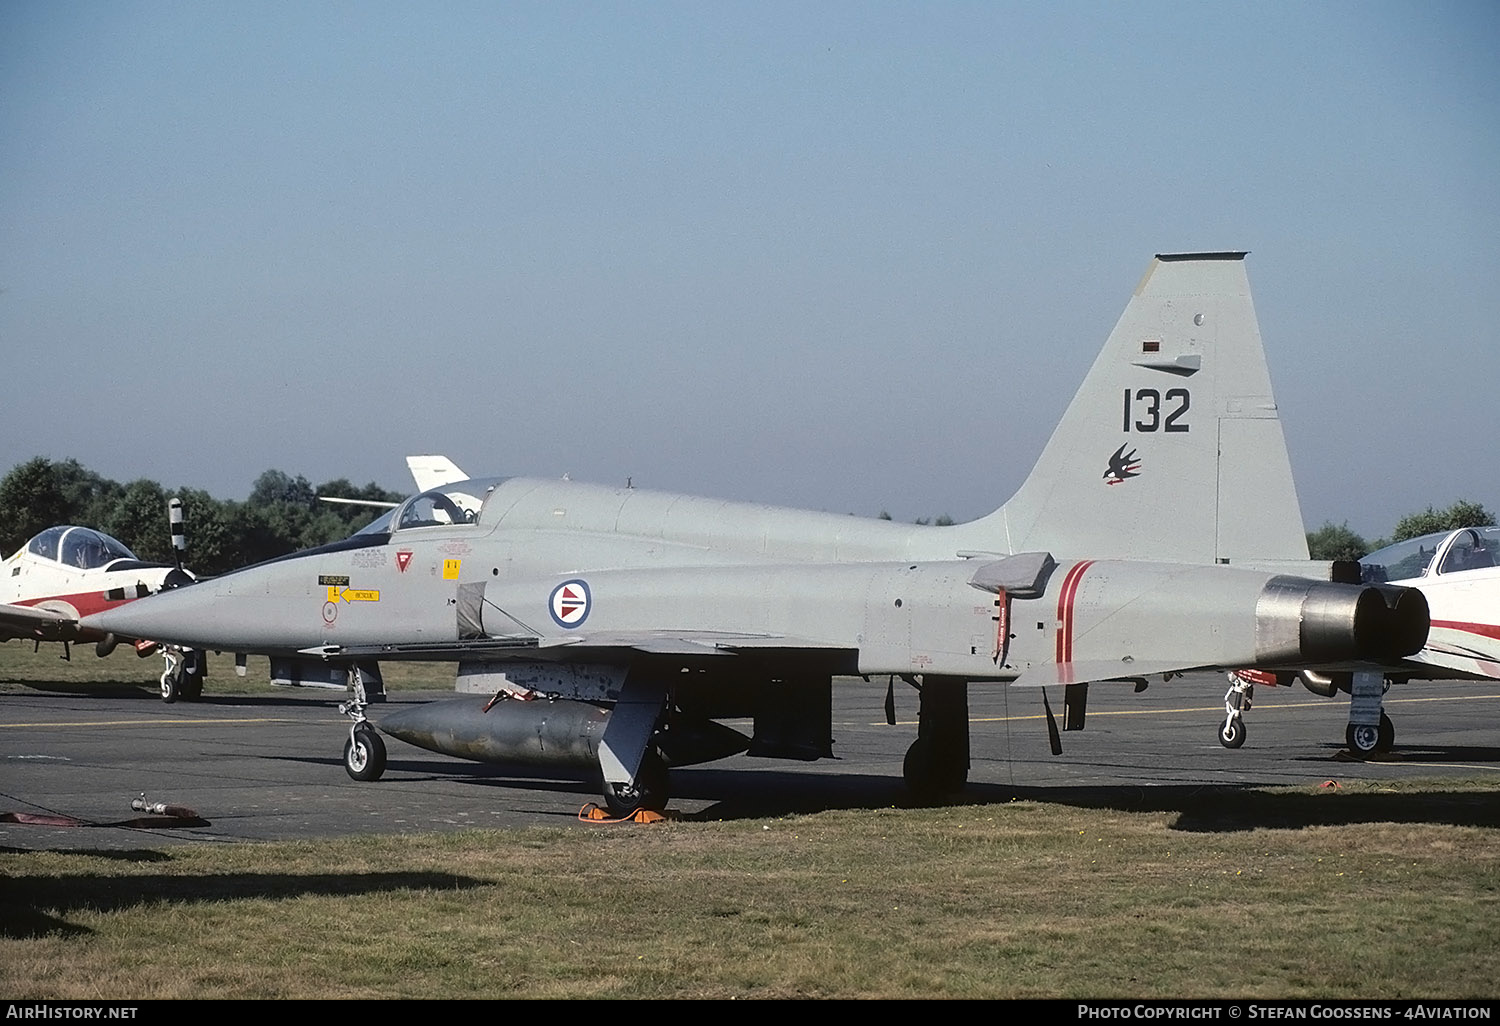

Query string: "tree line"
[[0, 458, 405, 576], [1305, 500, 1495, 561], [0, 457, 1492, 575]]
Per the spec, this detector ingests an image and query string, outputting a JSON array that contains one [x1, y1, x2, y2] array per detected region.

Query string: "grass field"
[[0, 636, 456, 696], [3, 641, 1500, 999]]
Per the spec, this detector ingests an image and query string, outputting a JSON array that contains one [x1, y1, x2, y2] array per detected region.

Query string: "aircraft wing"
[[1402, 640, 1500, 680], [0, 601, 80, 641], [1009, 660, 1201, 688], [302, 630, 850, 662]]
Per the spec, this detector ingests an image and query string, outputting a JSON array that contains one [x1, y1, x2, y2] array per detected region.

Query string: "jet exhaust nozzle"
[[1255, 578, 1429, 666]]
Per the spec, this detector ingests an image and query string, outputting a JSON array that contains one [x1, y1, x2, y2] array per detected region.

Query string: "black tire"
[[1219, 717, 1246, 749], [159, 667, 180, 704], [344, 726, 387, 781], [182, 655, 205, 702], [903, 736, 968, 797], [602, 751, 668, 817], [1376, 713, 1395, 754], [1346, 721, 1382, 756]]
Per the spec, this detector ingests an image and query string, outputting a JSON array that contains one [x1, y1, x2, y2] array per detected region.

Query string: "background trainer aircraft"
[[84, 253, 1429, 814], [0, 524, 189, 642], [0, 517, 203, 696], [1229, 524, 1499, 754], [1362, 525, 1499, 680]]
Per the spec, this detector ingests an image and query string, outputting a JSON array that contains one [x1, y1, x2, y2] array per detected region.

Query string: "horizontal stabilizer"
[[968, 552, 1057, 598]]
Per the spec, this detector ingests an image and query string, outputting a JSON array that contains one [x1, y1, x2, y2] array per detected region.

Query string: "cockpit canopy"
[[26, 526, 139, 569], [1361, 525, 1500, 583], [355, 478, 506, 536]]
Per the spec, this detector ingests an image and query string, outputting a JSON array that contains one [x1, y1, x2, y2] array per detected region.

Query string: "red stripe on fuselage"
[[1054, 560, 1095, 676], [16, 589, 139, 620], [1430, 619, 1500, 643]]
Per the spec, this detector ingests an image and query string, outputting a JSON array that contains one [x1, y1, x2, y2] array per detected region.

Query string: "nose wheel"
[[1218, 672, 1253, 749], [339, 666, 386, 781], [1219, 715, 1246, 749], [343, 723, 387, 781]]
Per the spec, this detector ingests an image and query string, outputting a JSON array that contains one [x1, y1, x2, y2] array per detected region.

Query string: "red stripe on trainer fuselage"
[[1430, 619, 1500, 644]]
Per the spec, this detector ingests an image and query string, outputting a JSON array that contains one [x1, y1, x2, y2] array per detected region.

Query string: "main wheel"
[[602, 751, 668, 817], [903, 736, 968, 797], [1219, 716, 1246, 749], [1376, 713, 1395, 754], [344, 725, 387, 781], [1346, 721, 1381, 756], [181, 653, 205, 702]]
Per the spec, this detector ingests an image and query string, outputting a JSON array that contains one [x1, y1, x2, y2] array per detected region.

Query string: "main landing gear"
[[901, 676, 970, 799], [601, 749, 668, 818], [158, 647, 205, 703], [1219, 669, 1396, 756], [1342, 670, 1395, 756], [1345, 714, 1396, 757]]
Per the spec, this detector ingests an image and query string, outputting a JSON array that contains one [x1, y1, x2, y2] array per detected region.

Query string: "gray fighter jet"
[[83, 254, 1429, 814]]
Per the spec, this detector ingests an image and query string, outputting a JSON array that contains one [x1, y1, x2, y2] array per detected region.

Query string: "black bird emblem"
[[1104, 444, 1141, 485]]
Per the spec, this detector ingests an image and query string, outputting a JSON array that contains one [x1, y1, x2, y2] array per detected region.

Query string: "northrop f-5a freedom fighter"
[[84, 254, 1430, 814]]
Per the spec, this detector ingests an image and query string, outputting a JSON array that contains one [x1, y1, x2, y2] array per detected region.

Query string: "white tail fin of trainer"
[[407, 454, 470, 492], [964, 252, 1308, 564]]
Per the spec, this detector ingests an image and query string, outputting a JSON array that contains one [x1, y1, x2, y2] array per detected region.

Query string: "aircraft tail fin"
[[407, 454, 470, 492], [967, 253, 1308, 564]]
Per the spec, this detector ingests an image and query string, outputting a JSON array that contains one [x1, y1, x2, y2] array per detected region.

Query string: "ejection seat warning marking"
[[443, 559, 461, 580], [549, 579, 591, 628]]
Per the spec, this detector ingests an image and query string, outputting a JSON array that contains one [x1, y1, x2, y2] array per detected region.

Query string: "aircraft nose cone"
[[80, 582, 233, 650], [82, 591, 173, 641]]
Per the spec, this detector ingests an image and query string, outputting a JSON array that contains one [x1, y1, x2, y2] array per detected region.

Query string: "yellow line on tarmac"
[[1386, 693, 1500, 706], [890, 690, 1500, 727]]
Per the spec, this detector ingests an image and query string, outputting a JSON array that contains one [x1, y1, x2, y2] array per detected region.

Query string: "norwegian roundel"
[[548, 579, 591, 629]]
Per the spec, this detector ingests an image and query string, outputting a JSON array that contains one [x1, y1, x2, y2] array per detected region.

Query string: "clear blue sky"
[[3, 1, 1496, 540]]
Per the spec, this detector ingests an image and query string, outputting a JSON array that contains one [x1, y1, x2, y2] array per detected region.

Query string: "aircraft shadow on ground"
[[950, 779, 1500, 833], [269, 747, 1500, 830], [7, 680, 161, 699], [0, 869, 488, 940]]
